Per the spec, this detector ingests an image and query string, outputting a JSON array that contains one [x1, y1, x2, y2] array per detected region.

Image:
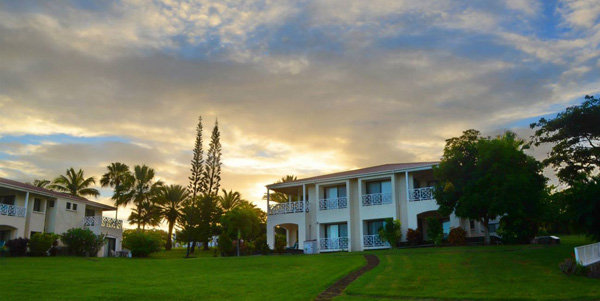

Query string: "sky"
[[1, 0, 599, 227]]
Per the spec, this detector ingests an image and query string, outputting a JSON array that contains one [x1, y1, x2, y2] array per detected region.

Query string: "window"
[[470, 220, 475, 230], [366, 220, 387, 235], [325, 223, 348, 238], [0, 195, 16, 205], [73, 203, 78, 211], [85, 209, 95, 217], [366, 180, 391, 194], [66, 202, 71, 210], [33, 198, 42, 212], [48, 200, 55, 208], [324, 185, 346, 199]]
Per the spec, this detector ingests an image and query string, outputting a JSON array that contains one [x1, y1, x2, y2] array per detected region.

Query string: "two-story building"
[[266, 162, 493, 253], [0, 177, 123, 257]]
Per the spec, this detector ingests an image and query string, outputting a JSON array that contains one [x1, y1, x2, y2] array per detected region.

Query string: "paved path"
[[315, 254, 379, 300]]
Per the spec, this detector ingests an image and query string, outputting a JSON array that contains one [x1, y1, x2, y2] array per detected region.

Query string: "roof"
[[267, 161, 439, 189], [0, 177, 116, 210]]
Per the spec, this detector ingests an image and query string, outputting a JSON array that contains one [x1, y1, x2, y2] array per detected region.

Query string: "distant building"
[[0, 178, 123, 257], [266, 162, 497, 252]]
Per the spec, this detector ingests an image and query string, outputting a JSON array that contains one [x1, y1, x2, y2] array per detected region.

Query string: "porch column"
[[24, 191, 30, 213], [405, 171, 410, 202], [302, 184, 306, 211], [24, 191, 30, 237], [266, 188, 270, 214]]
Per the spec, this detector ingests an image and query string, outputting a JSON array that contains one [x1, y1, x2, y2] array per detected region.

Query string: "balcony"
[[319, 197, 348, 210], [0, 203, 26, 217], [320, 237, 349, 251], [83, 216, 123, 229], [409, 187, 435, 202], [362, 192, 392, 206], [363, 234, 390, 249], [268, 201, 309, 215]]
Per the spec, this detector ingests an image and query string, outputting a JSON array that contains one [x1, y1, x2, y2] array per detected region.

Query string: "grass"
[[0, 250, 364, 300], [339, 235, 599, 300], [0, 236, 596, 300]]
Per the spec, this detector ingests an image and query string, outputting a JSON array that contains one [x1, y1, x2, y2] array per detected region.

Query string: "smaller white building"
[[0, 177, 123, 257]]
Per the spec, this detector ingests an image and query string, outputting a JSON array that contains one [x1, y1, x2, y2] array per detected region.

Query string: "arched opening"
[[417, 211, 450, 241], [0, 225, 18, 243], [274, 223, 299, 249]]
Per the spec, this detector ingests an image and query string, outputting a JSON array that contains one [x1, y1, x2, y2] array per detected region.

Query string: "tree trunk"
[[166, 222, 174, 250], [483, 217, 490, 245], [191, 241, 196, 253], [204, 238, 209, 251], [137, 206, 142, 230], [237, 228, 241, 257]]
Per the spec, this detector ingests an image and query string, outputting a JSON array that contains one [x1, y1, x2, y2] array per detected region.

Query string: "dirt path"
[[315, 254, 379, 301]]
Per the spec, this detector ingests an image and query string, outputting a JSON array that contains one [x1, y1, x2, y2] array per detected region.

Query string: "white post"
[[405, 171, 410, 202], [24, 191, 30, 213], [302, 184, 306, 212], [266, 188, 270, 215]]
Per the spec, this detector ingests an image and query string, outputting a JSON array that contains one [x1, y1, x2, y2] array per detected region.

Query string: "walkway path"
[[315, 254, 379, 300]]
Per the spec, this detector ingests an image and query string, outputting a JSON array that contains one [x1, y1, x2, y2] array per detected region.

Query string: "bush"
[[254, 235, 271, 255], [559, 257, 589, 276], [378, 218, 402, 248], [218, 233, 233, 256], [448, 227, 467, 246], [29, 233, 59, 256], [497, 216, 538, 244], [5, 238, 29, 257], [426, 217, 443, 247], [61, 228, 105, 257], [274, 234, 286, 254], [406, 228, 422, 245], [122, 230, 163, 257]]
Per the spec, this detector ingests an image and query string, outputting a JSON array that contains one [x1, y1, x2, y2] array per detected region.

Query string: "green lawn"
[[339, 235, 599, 300], [0, 236, 596, 300]]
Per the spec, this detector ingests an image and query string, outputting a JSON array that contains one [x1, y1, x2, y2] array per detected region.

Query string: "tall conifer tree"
[[203, 119, 222, 196], [186, 115, 204, 257]]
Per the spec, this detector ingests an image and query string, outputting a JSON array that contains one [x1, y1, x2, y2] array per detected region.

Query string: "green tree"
[[221, 206, 262, 256], [434, 130, 547, 244], [530, 95, 599, 185], [218, 189, 242, 213], [203, 119, 222, 196], [100, 162, 132, 221], [557, 176, 600, 241], [197, 194, 222, 251], [262, 175, 298, 203], [426, 217, 443, 247], [49, 168, 100, 198], [186, 115, 204, 256], [28, 179, 51, 188], [378, 218, 402, 248], [157, 184, 189, 250], [122, 165, 163, 230]]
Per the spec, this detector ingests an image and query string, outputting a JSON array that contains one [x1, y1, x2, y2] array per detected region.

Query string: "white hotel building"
[[0, 178, 123, 257], [266, 162, 491, 253]]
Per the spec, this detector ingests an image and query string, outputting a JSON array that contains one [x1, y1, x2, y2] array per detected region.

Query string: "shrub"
[[61, 228, 106, 257], [559, 258, 576, 274], [497, 215, 538, 244], [406, 228, 421, 245], [448, 227, 467, 246], [378, 218, 402, 248], [254, 235, 271, 255], [122, 230, 163, 257], [5, 238, 29, 256], [218, 233, 233, 256], [274, 234, 286, 254], [426, 217, 443, 247], [29, 233, 59, 256]]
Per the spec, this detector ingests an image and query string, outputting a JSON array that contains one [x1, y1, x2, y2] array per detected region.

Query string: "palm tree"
[[28, 179, 51, 188], [262, 175, 298, 203], [128, 199, 162, 230], [218, 189, 242, 212], [156, 185, 189, 250], [49, 168, 100, 198], [122, 165, 163, 229], [100, 162, 132, 221]]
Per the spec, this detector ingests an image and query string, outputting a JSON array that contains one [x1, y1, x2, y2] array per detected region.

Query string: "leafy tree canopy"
[[530, 95, 599, 184]]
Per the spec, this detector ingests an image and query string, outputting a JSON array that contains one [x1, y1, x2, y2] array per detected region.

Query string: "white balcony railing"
[[409, 187, 435, 202], [319, 197, 348, 210], [268, 201, 309, 215], [0, 203, 26, 217], [363, 234, 390, 248], [575, 242, 600, 266], [362, 192, 392, 206], [83, 216, 123, 229], [320, 237, 349, 251]]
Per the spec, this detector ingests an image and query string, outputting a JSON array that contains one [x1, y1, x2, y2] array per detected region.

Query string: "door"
[[104, 237, 116, 257]]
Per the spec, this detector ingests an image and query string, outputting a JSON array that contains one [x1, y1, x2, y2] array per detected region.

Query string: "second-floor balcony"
[[362, 192, 392, 206], [83, 216, 123, 230], [319, 197, 348, 210], [0, 203, 26, 218], [268, 201, 309, 215], [409, 187, 435, 202]]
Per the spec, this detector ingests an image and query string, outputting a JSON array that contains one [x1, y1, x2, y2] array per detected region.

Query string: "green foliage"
[[5, 238, 29, 256], [254, 234, 271, 255], [29, 233, 59, 256], [122, 230, 163, 257], [49, 168, 100, 197], [556, 176, 600, 241], [497, 215, 538, 244], [221, 206, 262, 242], [559, 257, 590, 277], [156, 184, 189, 250], [262, 175, 298, 203], [61, 228, 105, 257], [217, 233, 234, 256], [530, 95, 599, 185], [426, 217, 443, 247], [123, 165, 164, 230], [197, 194, 222, 249], [203, 120, 222, 196], [274, 234, 286, 254], [406, 228, 421, 245], [434, 129, 546, 244], [448, 227, 466, 246], [378, 218, 402, 248]]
